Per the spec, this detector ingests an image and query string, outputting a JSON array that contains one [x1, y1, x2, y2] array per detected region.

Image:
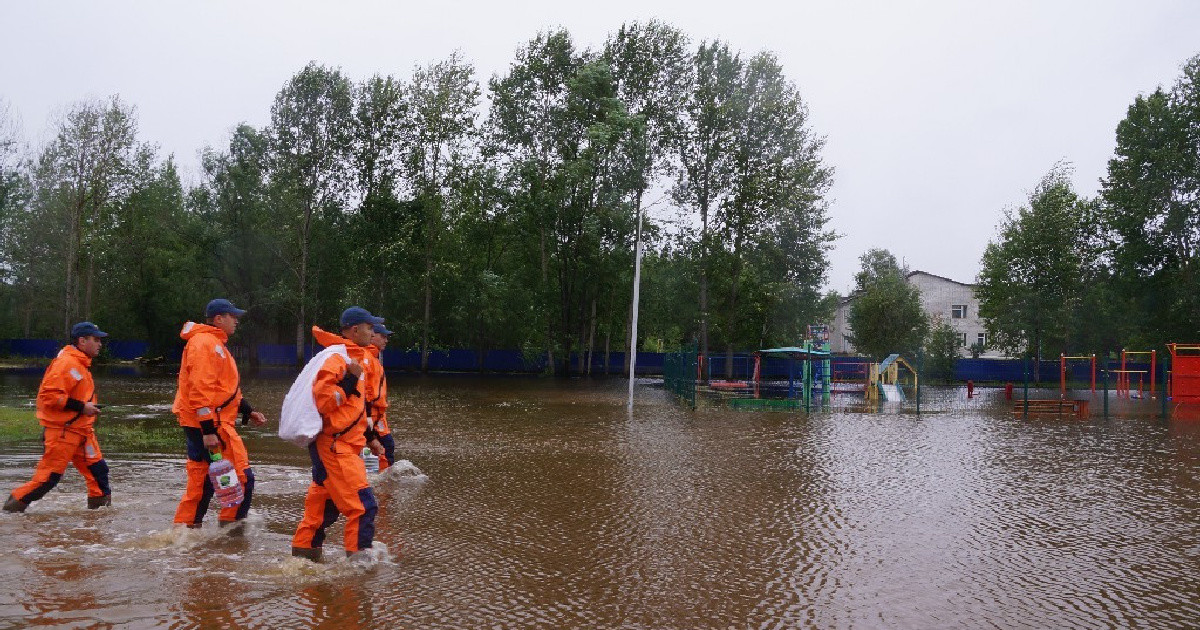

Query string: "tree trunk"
[[421, 254, 432, 373], [587, 298, 597, 376], [295, 201, 312, 366], [698, 195, 710, 383]]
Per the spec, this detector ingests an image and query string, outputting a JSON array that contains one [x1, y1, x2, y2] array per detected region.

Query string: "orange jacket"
[[36, 345, 98, 432], [311, 326, 372, 449], [364, 345, 388, 429], [172, 322, 243, 432]]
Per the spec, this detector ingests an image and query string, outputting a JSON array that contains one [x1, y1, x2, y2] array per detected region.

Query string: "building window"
[[951, 304, 967, 319], [956, 332, 967, 347], [976, 332, 987, 347]]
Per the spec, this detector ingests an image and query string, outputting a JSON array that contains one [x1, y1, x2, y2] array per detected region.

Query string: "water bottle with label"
[[361, 447, 379, 474], [208, 453, 243, 508]]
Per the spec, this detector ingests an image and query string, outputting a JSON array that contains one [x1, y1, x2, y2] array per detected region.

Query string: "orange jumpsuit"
[[9, 345, 110, 507], [292, 326, 379, 555], [171, 322, 257, 526], [364, 344, 395, 470]]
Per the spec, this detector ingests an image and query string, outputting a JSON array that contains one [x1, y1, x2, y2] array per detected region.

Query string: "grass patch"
[[0, 406, 179, 450], [0, 406, 40, 442], [96, 423, 180, 452]]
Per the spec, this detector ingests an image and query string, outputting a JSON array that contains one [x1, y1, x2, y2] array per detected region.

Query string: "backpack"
[[278, 345, 349, 447]]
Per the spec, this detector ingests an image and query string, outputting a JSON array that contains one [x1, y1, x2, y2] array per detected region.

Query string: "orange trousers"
[[173, 422, 254, 526], [11, 428, 109, 504], [292, 434, 377, 553]]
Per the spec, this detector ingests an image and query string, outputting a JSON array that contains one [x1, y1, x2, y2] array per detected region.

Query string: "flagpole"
[[627, 205, 644, 409]]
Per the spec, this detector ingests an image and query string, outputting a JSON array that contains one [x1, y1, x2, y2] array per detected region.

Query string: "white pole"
[[627, 206, 644, 409]]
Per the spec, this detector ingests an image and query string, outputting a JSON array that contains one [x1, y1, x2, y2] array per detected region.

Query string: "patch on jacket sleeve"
[[70, 368, 83, 381], [215, 345, 225, 358]]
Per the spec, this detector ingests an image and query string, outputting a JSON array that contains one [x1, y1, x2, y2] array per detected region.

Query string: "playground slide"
[[879, 383, 906, 402]]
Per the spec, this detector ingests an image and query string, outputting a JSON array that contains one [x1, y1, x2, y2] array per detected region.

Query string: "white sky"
[[2, 1, 1198, 293]]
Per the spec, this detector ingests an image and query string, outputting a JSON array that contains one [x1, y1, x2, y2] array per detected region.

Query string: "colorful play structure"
[[705, 325, 835, 411], [701, 323, 926, 411], [1115, 349, 1156, 399], [1059, 354, 1096, 397], [867, 353, 918, 403], [1167, 344, 1200, 419]]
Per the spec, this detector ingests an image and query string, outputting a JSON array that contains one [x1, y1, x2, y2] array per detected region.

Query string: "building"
[[829, 270, 1002, 357]]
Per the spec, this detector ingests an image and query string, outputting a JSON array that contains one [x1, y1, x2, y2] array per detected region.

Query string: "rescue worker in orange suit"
[[365, 323, 396, 471], [5, 322, 112, 513], [172, 299, 267, 531], [291, 307, 386, 562]]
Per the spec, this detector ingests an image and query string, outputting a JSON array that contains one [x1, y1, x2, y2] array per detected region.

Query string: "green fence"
[[663, 345, 698, 408]]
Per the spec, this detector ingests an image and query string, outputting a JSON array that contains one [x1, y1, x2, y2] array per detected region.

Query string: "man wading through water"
[[365, 322, 396, 471], [291, 307, 386, 562], [5, 322, 113, 513], [172, 299, 267, 532]]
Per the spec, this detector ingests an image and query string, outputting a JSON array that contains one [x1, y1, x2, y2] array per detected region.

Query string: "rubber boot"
[[347, 548, 375, 564], [87, 495, 111, 509], [3, 494, 28, 513], [219, 520, 246, 537], [291, 546, 322, 563]]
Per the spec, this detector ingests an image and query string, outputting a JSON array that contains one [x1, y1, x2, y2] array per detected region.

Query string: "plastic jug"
[[208, 453, 243, 508], [362, 447, 379, 474]]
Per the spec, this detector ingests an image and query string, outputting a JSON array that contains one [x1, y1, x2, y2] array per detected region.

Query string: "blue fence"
[[1, 338, 1155, 381], [1, 339, 150, 361]]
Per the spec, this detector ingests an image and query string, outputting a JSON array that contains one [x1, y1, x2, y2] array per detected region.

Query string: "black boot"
[[219, 520, 246, 537], [87, 495, 111, 509], [3, 494, 28, 513], [291, 546, 322, 563]]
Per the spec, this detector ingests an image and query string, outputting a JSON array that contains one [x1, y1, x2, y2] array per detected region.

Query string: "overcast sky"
[[2, 1, 1198, 293]]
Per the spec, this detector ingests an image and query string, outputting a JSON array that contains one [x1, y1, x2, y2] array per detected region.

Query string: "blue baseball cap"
[[206, 298, 246, 319], [340, 306, 384, 328], [373, 323, 393, 336], [70, 322, 108, 339]]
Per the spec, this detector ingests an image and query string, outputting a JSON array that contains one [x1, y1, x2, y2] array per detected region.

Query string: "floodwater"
[[1, 372, 1199, 629]]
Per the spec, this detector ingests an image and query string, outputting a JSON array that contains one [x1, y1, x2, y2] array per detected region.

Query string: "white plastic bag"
[[278, 345, 349, 447]]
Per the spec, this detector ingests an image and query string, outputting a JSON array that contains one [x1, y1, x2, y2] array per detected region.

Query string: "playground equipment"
[[1167, 344, 1200, 419], [1114, 349, 1156, 399], [868, 354, 918, 403], [1059, 354, 1096, 399]]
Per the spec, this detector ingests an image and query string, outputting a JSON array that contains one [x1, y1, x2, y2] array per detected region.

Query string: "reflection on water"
[[1, 372, 1199, 628]]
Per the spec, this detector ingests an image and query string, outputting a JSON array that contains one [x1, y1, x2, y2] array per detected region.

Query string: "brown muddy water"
[[1, 371, 1199, 629]]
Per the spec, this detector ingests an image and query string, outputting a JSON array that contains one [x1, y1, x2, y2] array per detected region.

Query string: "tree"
[[32, 97, 141, 334], [604, 20, 690, 375], [925, 317, 962, 382], [1102, 53, 1200, 346], [716, 51, 834, 374], [977, 164, 1098, 378], [847, 248, 928, 361], [268, 63, 355, 362], [404, 53, 480, 372], [672, 40, 741, 372]]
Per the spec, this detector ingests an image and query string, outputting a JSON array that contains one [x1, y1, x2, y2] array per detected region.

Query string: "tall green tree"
[[1102, 53, 1200, 346], [268, 63, 355, 362], [31, 97, 141, 334], [847, 248, 928, 361], [404, 53, 480, 371], [672, 40, 741, 371], [604, 20, 690, 374], [977, 164, 1099, 377], [717, 52, 834, 375]]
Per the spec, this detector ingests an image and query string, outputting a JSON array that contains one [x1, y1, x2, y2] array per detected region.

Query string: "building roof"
[[905, 270, 976, 288]]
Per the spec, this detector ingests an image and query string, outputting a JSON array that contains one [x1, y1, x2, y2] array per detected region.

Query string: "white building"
[[829, 270, 1002, 357]]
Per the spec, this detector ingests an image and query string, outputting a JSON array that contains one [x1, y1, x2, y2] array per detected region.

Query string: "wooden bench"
[[1012, 399, 1090, 419]]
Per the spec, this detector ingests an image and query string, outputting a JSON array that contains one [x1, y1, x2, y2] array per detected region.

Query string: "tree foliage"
[[0, 24, 835, 372], [976, 164, 1102, 363], [846, 249, 928, 361]]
